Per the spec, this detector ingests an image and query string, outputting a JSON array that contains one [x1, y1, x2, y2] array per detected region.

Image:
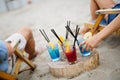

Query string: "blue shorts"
[[108, 3, 120, 24], [92, 18, 107, 25], [93, 3, 120, 25], [0, 41, 8, 72]]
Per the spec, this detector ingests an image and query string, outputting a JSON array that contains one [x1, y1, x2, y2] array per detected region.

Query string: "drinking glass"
[[47, 44, 60, 61], [77, 38, 91, 56], [63, 43, 77, 64]]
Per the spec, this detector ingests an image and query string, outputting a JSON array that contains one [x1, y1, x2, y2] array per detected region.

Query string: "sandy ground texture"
[[0, 0, 120, 80]]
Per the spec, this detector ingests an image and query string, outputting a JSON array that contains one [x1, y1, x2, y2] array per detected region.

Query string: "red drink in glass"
[[65, 47, 77, 64]]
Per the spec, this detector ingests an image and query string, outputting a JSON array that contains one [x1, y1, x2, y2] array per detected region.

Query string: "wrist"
[[93, 34, 102, 43]]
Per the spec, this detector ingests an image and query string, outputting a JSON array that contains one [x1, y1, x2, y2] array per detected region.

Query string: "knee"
[[18, 27, 33, 40], [91, 0, 96, 2], [22, 27, 32, 32], [20, 27, 32, 35]]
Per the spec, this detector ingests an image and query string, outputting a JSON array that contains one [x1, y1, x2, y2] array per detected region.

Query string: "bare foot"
[[28, 47, 45, 60]]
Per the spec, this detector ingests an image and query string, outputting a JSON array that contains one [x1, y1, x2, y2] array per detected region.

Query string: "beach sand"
[[0, 0, 120, 80]]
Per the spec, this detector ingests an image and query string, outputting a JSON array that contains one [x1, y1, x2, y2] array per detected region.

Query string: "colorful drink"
[[77, 38, 91, 56], [63, 43, 77, 64], [47, 44, 60, 61]]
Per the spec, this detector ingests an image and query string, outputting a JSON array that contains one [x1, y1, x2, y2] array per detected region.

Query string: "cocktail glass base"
[[51, 57, 60, 62]]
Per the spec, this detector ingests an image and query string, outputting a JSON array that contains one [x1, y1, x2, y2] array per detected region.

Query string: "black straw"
[[42, 29, 50, 42], [65, 21, 71, 40], [51, 29, 63, 45], [73, 25, 78, 47], [73, 25, 80, 48], [39, 29, 50, 43], [66, 28, 68, 40], [65, 26, 75, 38]]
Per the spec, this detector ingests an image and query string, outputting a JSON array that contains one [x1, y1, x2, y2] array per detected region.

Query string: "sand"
[[0, 0, 120, 80]]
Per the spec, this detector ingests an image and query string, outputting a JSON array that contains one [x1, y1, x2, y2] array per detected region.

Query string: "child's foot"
[[28, 47, 45, 60]]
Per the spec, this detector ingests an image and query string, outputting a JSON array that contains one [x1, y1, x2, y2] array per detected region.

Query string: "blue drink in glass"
[[77, 38, 91, 57], [47, 44, 60, 61]]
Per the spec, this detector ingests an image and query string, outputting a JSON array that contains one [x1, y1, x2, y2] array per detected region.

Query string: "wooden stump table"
[[48, 49, 99, 78]]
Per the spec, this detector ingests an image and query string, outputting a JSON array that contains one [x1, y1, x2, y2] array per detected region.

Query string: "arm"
[[80, 14, 120, 51], [5, 42, 14, 57]]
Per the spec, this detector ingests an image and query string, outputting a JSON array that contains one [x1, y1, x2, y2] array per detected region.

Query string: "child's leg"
[[80, 0, 115, 35]]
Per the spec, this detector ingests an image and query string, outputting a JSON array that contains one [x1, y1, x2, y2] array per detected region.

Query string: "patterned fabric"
[[5, 33, 27, 73]]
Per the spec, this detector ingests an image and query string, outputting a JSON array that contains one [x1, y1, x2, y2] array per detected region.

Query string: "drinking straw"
[[39, 29, 55, 49], [66, 28, 68, 40], [58, 36, 65, 45], [39, 29, 50, 43], [65, 26, 75, 38], [42, 29, 50, 42], [65, 21, 71, 40], [73, 25, 80, 48], [73, 25, 78, 47], [76, 27, 80, 46], [65, 25, 80, 45], [51, 29, 63, 45]]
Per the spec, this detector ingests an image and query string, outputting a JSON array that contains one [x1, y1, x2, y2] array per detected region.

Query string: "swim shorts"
[[108, 3, 120, 24], [5, 33, 27, 73], [0, 40, 8, 72]]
